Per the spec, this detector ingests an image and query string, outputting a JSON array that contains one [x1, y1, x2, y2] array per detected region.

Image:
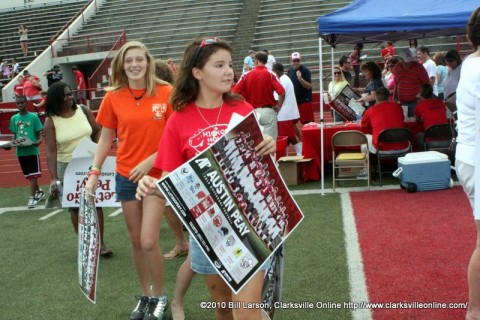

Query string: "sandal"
[[163, 246, 189, 260], [100, 244, 113, 258]]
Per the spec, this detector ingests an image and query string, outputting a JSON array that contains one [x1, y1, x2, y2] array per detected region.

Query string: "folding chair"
[[332, 130, 370, 191], [423, 123, 456, 163], [375, 128, 412, 186]]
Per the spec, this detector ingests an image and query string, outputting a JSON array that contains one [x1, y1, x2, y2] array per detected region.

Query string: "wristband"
[[89, 165, 101, 171], [87, 169, 101, 178]]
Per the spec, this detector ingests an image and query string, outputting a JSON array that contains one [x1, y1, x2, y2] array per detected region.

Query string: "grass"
[[0, 184, 352, 320]]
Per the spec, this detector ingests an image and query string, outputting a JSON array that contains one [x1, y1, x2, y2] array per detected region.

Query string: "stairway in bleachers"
[[68, 0, 243, 61], [0, 0, 88, 78]]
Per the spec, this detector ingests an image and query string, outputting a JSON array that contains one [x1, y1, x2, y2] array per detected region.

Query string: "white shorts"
[[455, 159, 476, 218]]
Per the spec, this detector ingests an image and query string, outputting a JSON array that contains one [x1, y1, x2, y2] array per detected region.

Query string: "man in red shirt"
[[72, 66, 87, 105], [361, 87, 406, 153], [415, 83, 449, 149], [233, 51, 285, 139], [394, 48, 430, 117]]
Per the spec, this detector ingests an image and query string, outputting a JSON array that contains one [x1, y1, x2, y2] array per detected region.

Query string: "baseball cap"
[[399, 48, 415, 63], [291, 52, 301, 61]]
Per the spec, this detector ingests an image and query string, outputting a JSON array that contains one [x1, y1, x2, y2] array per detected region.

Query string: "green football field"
[[0, 180, 373, 320]]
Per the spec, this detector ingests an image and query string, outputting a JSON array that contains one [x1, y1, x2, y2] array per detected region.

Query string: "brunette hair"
[[360, 61, 382, 80], [432, 52, 446, 66], [420, 83, 433, 99], [467, 7, 480, 50], [107, 41, 169, 97], [154, 59, 174, 84], [170, 37, 242, 111], [45, 81, 77, 117], [375, 87, 389, 102], [445, 49, 462, 65]]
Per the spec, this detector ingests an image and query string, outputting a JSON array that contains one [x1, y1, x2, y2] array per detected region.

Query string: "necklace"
[[128, 86, 147, 106], [196, 103, 223, 129]]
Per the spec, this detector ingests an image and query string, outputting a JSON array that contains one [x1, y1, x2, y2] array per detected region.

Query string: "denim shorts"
[[115, 173, 138, 202], [190, 235, 271, 275]]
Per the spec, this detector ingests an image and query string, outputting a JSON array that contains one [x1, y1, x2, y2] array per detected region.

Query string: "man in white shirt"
[[272, 62, 302, 155], [263, 49, 276, 71], [417, 46, 438, 95]]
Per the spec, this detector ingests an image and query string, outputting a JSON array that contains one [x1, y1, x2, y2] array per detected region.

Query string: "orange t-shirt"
[[97, 84, 173, 178]]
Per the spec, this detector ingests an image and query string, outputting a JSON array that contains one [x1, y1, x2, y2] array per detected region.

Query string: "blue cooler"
[[393, 151, 452, 193]]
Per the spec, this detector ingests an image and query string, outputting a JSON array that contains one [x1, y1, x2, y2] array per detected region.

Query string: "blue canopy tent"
[[315, 0, 478, 193]]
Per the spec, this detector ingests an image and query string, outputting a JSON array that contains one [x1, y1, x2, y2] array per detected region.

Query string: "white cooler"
[[393, 151, 452, 193]]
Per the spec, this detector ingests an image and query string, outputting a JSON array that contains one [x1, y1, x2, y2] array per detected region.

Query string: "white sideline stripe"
[[341, 192, 372, 320], [39, 209, 63, 220], [0, 206, 46, 214], [109, 208, 123, 217]]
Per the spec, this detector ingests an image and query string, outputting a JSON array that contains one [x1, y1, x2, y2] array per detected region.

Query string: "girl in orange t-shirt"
[[85, 41, 187, 319]]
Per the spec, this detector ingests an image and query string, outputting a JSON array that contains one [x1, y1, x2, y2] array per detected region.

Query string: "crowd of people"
[[1, 5, 479, 319]]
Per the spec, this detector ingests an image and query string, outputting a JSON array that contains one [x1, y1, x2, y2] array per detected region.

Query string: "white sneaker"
[[34, 189, 45, 202], [27, 196, 37, 209], [356, 169, 368, 180]]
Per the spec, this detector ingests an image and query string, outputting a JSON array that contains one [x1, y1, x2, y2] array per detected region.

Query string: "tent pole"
[[318, 37, 325, 195]]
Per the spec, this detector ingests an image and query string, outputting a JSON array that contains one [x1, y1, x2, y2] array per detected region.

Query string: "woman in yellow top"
[[326, 66, 349, 121], [43, 81, 112, 256]]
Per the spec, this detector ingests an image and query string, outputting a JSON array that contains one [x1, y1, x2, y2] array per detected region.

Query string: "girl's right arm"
[[85, 127, 115, 195]]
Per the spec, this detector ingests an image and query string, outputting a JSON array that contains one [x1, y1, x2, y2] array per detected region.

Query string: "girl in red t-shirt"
[[136, 38, 277, 320]]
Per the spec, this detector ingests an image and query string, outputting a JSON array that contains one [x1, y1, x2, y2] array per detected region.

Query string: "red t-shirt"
[[232, 66, 285, 108], [74, 70, 86, 89], [154, 100, 253, 173], [361, 101, 407, 150], [393, 61, 430, 103], [14, 83, 24, 96], [415, 98, 448, 130]]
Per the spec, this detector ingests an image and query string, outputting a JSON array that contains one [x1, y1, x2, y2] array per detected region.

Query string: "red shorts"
[[298, 102, 314, 124], [278, 120, 296, 140]]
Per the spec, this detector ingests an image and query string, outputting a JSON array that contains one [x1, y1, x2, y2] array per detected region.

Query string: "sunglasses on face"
[[194, 37, 221, 65], [334, 72, 341, 75], [65, 92, 73, 97], [292, 59, 300, 63]]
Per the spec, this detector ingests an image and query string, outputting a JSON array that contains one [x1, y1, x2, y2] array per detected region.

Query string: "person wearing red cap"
[[233, 51, 285, 140], [287, 51, 313, 124]]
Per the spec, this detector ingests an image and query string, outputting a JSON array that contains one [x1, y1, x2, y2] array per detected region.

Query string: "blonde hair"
[[106, 40, 169, 96]]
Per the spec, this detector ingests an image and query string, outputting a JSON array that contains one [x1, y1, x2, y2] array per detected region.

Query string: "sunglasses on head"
[[194, 37, 221, 65]]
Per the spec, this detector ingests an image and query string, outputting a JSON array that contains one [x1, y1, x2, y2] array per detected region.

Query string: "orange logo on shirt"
[[152, 104, 167, 119]]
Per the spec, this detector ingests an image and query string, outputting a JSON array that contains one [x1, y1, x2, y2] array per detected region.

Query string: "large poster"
[[78, 188, 100, 304], [157, 112, 304, 293], [62, 138, 119, 207], [330, 85, 364, 121]]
